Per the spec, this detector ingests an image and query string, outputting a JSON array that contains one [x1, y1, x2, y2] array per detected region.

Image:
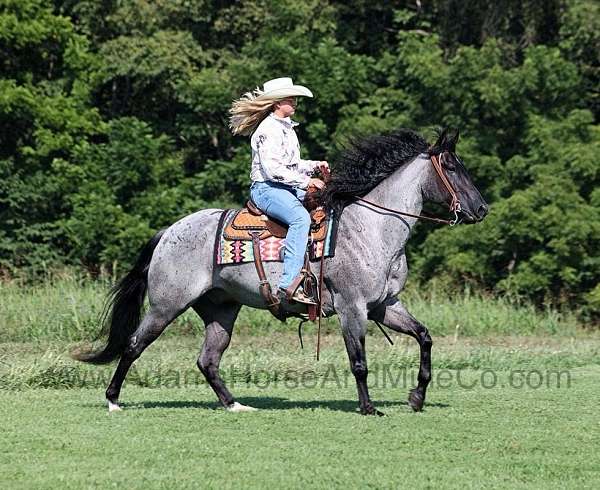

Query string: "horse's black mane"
[[321, 128, 457, 210]]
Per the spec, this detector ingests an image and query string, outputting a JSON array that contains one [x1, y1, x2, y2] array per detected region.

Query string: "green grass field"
[[1, 279, 597, 488], [2, 332, 599, 489]]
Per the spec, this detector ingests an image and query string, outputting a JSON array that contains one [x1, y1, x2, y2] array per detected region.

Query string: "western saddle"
[[222, 201, 328, 242], [222, 183, 329, 322]]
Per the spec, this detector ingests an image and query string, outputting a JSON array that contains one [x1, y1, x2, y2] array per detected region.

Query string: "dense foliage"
[[1, 0, 598, 317]]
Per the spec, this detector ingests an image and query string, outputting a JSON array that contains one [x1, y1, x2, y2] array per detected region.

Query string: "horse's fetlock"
[[106, 386, 118, 403]]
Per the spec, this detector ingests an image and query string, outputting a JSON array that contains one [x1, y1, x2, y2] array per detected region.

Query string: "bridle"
[[430, 151, 462, 223], [352, 151, 462, 226]]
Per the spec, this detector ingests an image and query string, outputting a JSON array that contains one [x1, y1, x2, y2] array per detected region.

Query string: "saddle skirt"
[[216, 203, 337, 265]]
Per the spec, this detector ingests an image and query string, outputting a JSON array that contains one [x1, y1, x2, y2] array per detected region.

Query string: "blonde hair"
[[228, 87, 281, 136]]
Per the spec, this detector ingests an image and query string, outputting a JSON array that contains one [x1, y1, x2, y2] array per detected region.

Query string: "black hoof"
[[360, 405, 385, 416], [408, 388, 424, 412]]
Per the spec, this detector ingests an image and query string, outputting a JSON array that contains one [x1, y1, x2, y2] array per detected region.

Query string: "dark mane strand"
[[320, 127, 459, 213], [321, 129, 428, 210]]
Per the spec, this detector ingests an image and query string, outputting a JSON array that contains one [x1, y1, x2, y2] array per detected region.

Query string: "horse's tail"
[[72, 229, 166, 365]]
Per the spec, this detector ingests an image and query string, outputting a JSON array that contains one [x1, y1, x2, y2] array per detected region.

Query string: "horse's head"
[[426, 129, 488, 224]]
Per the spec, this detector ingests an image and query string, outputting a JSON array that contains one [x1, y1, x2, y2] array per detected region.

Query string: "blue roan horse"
[[75, 128, 488, 415]]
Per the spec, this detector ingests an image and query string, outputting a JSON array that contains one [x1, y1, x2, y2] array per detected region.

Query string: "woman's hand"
[[308, 178, 325, 190], [318, 161, 329, 172]]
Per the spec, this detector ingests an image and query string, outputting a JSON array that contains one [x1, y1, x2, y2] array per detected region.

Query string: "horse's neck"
[[366, 154, 429, 220], [340, 154, 430, 254]]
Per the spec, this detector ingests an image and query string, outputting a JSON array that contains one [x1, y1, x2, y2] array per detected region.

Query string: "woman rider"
[[229, 77, 328, 305]]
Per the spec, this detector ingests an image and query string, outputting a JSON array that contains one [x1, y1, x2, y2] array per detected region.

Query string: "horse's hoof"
[[107, 400, 122, 413], [226, 401, 258, 413], [360, 406, 385, 416], [408, 389, 424, 412]]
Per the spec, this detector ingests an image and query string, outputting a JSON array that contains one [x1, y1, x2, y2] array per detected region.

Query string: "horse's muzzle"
[[461, 203, 489, 223]]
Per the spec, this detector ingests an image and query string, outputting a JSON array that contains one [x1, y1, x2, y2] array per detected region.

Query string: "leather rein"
[[351, 152, 462, 226]]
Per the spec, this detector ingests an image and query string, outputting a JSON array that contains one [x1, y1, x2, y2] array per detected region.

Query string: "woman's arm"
[[298, 158, 319, 175], [298, 159, 330, 177], [254, 131, 311, 188]]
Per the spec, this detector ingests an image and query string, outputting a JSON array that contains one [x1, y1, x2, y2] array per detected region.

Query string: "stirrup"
[[292, 286, 317, 305], [279, 286, 317, 306]]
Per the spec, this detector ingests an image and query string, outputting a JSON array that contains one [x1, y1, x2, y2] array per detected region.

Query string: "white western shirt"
[[250, 113, 319, 189]]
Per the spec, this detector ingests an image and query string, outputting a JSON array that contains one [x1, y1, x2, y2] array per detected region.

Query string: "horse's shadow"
[[119, 397, 449, 413]]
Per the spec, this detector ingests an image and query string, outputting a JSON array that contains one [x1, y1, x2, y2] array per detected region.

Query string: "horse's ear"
[[432, 128, 448, 151], [449, 128, 460, 151]]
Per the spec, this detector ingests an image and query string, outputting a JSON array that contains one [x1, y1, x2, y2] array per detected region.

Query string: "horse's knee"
[[351, 360, 368, 381], [414, 324, 433, 349], [423, 333, 432, 349], [196, 355, 210, 375], [197, 352, 220, 377]]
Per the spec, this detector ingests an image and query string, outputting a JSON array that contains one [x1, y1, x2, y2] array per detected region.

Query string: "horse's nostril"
[[477, 204, 488, 218]]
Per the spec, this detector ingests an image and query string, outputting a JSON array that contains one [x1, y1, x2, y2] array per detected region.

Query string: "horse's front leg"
[[370, 298, 432, 411], [338, 306, 384, 416]]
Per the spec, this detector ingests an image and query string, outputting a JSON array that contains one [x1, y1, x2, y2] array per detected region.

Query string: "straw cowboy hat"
[[255, 77, 313, 100]]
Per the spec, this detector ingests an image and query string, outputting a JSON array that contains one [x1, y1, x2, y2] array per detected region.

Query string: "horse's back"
[[146, 208, 225, 308]]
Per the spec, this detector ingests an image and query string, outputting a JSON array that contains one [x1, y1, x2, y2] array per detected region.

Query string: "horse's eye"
[[442, 155, 456, 172]]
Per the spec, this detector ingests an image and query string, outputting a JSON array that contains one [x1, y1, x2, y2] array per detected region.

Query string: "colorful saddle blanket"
[[216, 208, 337, 265]]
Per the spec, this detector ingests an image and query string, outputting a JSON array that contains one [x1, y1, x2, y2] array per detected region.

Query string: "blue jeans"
[[250, 181, 309, 290]]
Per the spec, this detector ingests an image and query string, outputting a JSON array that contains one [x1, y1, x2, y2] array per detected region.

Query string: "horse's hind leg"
[[370, 298, 432, 411], [105, 306, 178, 411], [193, 298, 253, 412]]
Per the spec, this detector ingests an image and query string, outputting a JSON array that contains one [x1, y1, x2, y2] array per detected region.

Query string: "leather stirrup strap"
[[316, 250, 325, 361], [250, 232, 281, 317], [303, 254, 318, 322]]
